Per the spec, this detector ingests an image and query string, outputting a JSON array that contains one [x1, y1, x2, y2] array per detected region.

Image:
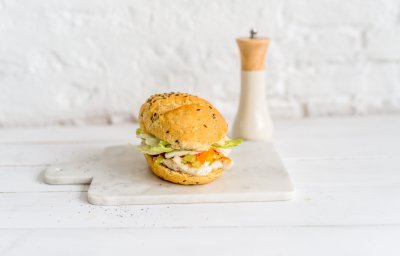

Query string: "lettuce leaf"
[[136, 142, 174, 155], [212, 138, 243, 149], [136, 128, 174, 155], [136, 128, 242, 154], [154, 155, 164, 165], [182, 154, 196, 163]]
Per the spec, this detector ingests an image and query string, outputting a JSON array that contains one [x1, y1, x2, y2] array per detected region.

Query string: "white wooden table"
[[1, 116, 400, 255]]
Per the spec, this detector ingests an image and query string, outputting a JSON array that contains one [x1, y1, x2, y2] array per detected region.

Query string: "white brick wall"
[[0, 0, 399, 127]]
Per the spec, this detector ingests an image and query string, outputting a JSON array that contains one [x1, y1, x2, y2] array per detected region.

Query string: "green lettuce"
[[136, 143, 174, 155], [154, 155, 164, 165], [182, 154, 196, 164], [136, 128, 174, 155], [212, 138, 243, 149], [136, 128, 242, 155]]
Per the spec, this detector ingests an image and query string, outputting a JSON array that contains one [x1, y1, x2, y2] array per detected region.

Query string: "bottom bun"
[[144, 154, 224, 185]]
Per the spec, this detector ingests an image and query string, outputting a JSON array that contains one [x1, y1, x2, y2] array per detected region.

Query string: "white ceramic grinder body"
[[233, 32, 274, 141]]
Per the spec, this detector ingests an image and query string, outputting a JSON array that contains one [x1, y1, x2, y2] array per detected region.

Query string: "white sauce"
[[161, 155, 232, 176], [214, 148, 231, 156], [164, 150, 200, 159]]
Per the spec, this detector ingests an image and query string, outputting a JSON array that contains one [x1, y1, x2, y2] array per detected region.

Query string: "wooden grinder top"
[[237, 30, 270, 71]]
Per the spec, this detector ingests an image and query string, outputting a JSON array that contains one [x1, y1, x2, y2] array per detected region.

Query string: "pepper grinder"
[[233, 29, 273, 141]]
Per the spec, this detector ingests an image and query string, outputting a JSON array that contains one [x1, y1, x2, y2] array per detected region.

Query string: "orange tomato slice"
[[195, 149, 221, 165]]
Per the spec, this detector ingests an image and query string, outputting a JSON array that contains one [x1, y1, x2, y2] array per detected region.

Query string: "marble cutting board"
[[44, 141, 294, 205]]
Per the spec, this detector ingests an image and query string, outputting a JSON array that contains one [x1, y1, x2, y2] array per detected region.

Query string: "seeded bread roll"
[[144, 154, 224, 185], [139, 92, 228, 151]]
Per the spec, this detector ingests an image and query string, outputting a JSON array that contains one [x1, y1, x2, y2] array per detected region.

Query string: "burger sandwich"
[[136, 92, 241, 185]]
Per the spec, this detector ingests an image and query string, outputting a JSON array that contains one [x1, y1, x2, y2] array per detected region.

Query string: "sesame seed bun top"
[[139, 92, 228, 151]]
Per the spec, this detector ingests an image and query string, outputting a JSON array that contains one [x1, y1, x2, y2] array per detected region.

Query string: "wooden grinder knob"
[[237, 30, 270, 71]]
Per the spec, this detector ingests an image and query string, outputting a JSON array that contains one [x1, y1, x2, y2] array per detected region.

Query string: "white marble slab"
[[44, 142, 294, 205]]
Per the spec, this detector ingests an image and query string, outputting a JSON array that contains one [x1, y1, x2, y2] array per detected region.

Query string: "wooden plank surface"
[[1, 185, 399, 228], [1, 157, 400, 193], [1, 226, 400, 256], [1, 139, 399, 166], [0, 116, 399, 254], [0, 125, 135, 144], [0, 166, 87, 192], [1, 116, 398, 144]]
